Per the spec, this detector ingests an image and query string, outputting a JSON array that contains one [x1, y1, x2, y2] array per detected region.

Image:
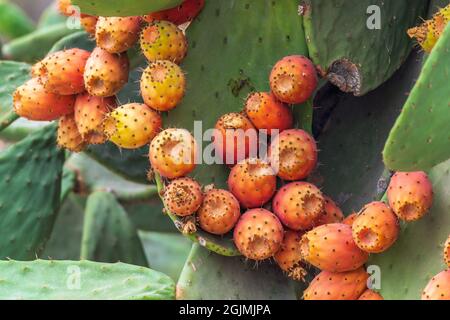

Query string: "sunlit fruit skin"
[[422, 270, 450, 300], [387, 171, 433, 222], [149, 128, 197, 179], [343, 213, 358, 226], [228, 158, 277, 209], [269, 55, 318, 105], [352, 201, 399, 254], [57, 114, 86, 152], [444, 235, 450, 268], [273, 182, 325, 231], [163, 177, 203, 217], [198, 189, 240, 235], [95, 16, 142, 54], [140, 60, 186, 112], [303, 268, 369, 300], [358, 289, 384, 300], [233, 208, 284, 261], [244, 92, 293, 135], [84, 47, 129, 97], [81, 15, 98, 35], [269, 129, 318, 181], [300, 223, 369, 272], [315, 196, 344, 226], [140, 21, 187, 64], [13, 78, 75, 121], [143, 0, 205, 25], [213, 113, 258, 166], [37, 48, 91, 95], [274, 230, 306, 281], [103, 103, 162, 149]]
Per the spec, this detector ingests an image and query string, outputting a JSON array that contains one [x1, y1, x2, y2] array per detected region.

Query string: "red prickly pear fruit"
[[95, 16, 142, 54], [358, 289, 384, 300], [387, 171, 433, 222], [228, 158, 277, 209], [268, 129, 318, 181], [140, 21, 188, 64], [274, 230, 307, 281], [143, 0, 205, 25], [81, 15, 98, 35], [272, 182, 325, 231], [31, 60, 44, 78], [57, 0, 73, 16], [315, 196, 344, 226], [198, 189, 240, 235], [233, 208, 284, 261], [269, 55, 318, 105], [300, 223, 369, 272], [37, 48, 91, 95], [303, 268, 369, 300], [140, 60, 186, 112], [13, 78, 75, 121], [149, 128, 197, 179], [84, 47, 129, 97], [352, 201, 399, 253], [422, 270, 450, 300], [74, 93, 117, 144], [244, 92, 293, 135], [343, 213, 358, 226], [444, 235, 450, 268], [163, 177, 203, 217], [57, 114, 86, 152], [103, 103, 162, 149], [213, 113, 258, 166]]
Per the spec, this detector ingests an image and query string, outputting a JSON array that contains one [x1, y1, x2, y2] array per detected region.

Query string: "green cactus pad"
[[0, 125, 65, 260], [303, 0, 428, 95], [383, 24, 450, 171], [38, 3, 67, 29], [61, 167, 76, 202], [0, 0, 34, 40], [0, 259, 175, 300]]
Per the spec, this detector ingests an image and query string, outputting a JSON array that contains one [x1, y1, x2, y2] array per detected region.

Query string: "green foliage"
[[72, 0, 183, 16], [0, 0, 34, 40]]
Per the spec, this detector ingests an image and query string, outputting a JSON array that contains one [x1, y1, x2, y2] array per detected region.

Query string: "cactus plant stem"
[[0, 110, 19, 132]]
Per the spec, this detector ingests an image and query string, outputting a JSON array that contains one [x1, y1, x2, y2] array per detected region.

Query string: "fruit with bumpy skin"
[[140, 60, 186, 112], [84, 47, 129, 97], [387, 171, 433, 222], [213, 113, 258, 166], [31, 61, 43, 78], [13, 78, 75, 121], [303, 268, 368, 300], [163, 177, 203, 217], [37, 48, 90, 95], [81, 15, 98, 35], [198, 189, 240, 235], [57, 0, 72, 16], [358, 289, 384, 300], [57, 114, 86, 152], [143, 0, 205, 25], [315, 196, 344, 226], [104, 103, 162, 149], [343, 213, 358, 226], [233, 208, 284, 261], [422, 270, 450, 300], [269, 55, 318, 105], [269, 129, 317, 181], [244, 92, 293, 135], [274, 230, 306, 281], [74, 93, 117, 144], [273, 182, 325, 231], [95, 16, 142, 54], [352, 202, 399, 254], [149, 128, 197, 179], [228, 158, 276, 209], [140, 21, 187, 64], [444, 235, 450, 268], [300, 223, 369, 272]]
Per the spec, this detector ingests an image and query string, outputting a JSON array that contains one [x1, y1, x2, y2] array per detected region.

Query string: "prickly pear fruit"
[[198, 189, 240, 235], [140, 21, 188, 64], [269, 55, 318, 105], [81, 15, 98, 35], [149, 128, 197, 179], [387, 171, 433, 222], [315, 196, 344, 226], [103, 103, 162, 149], [95, 16, 142, 54], [163, 177, 203, 217], [358, 289, 384, 300], [269, 129, 317, 181], [300, 223, 369, 272], [422, 270, 450, 300], [143, 0, 205, 25], [244, 92, 293, 135], [272, 182, 325, 231], [213, 113, 258, 166], [140, 60, 186, 112], [31, 60, 44, 78], [37, 48, 91, 95], [13, 78, 75, 121], [274, 230, 306, 281], [228, 158, 276, 209], [303, 268, 369, 300], [57, 0, 73, 16], [74, 93, 117, 144], [233, 208, 284, 261], [444, 235, 450, 268], [343, 213, 358, 226], [57, 114, 86, 152], [84, 47, 129, 97]]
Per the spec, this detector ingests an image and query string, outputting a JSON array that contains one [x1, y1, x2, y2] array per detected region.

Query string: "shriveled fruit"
[[95, 16, 142, 54], [163, 177, 203, 217], [274, 230, 306, 281], [57, 114, 86, 152], [315, 196, 344, 226], [143, 0, 205, 25], [422, 270, 450, 300], [444, 235, 450, 268], [358, 289, 384, 300]]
